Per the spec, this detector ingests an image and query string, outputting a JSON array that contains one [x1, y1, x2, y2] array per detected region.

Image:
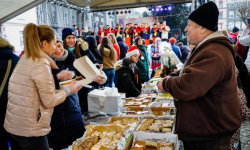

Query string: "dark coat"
[[85, 36, 102, 62], [171, 44, 182, 59], [163, 32, 242, 141], [116, 36, 129, 59], [135, 44, 150, 83], [179, 46, 190, 63], [47, 52, 85, 149], [0, 40, 19, 125], [115, 58, 142, 98]]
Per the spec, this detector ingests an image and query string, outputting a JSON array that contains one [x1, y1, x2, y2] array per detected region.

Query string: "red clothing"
[[19, 51, 25, 57], [229, 33, 238, 42], [98, 28, 105, 43], [106, 28, 115, 35], [113, 43, 120, 60], [125, 37, 131, 48], [236, 38, 246, 58], [133, 27, 140, 39], [115, 28, 123, 37]]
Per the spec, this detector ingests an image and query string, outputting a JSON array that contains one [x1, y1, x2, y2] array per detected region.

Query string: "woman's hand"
[[57, 69, 75, 81], [64, 81, 82, 96], [93, 71, 107, 85], [98, 64, 104, 70]]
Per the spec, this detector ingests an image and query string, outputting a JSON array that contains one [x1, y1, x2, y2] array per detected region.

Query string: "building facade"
[[0, 8, 37, 55]]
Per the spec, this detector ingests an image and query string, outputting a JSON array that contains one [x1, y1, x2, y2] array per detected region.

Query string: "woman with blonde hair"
[[98, 37, 117, 87], [108, 33, 120, 60], [4, 23, 82, 150]]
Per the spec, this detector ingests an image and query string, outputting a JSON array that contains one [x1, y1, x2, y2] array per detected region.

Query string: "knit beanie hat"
[[188, 1, 219, 32], [169, 37, 176, 44], [126, 46, 144, 60], [55, 32, 63, 44], [232, 27, 239, 33], [135, 37, 142, 45], [62, 28, 76, 40]]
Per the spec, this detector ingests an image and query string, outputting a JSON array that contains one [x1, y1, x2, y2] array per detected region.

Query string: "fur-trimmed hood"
[[0, 38, 14, 51], [79, 38, 88, 51], [114, 59, 123, 71]]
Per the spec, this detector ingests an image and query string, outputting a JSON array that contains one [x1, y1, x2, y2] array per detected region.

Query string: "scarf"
[[68, 46, 75, 52], [51, 50, 68, 62]]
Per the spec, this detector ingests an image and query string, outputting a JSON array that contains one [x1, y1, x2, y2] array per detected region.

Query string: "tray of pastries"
[[131, 140, 174, 150], [121, 97, 151, 108], [136, 118, 174, 133], [71, 124, 129, 150]]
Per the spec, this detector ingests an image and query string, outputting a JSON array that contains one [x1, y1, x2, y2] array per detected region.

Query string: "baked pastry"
[[165, 120, 174, 124], [137, 125, 149, 131], [159, 147, 173, 150], [90, 145, 101, 150], [145, 141, 158, 150], [163, 123, 172, 128], [162, 128, 172, 133], [80, 147, 90, 150], [85, 137, 98, 145], [80, 141, 93, 148], [131, 141, 145, 150], [149, 126, 160, 132], [159, 142, 172, 148]]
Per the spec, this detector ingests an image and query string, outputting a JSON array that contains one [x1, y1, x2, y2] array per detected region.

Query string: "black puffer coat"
[[115, 58, 142, 97]]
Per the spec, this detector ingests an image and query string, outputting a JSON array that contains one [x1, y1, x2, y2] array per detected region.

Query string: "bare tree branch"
[[234, 0, 250, 25]]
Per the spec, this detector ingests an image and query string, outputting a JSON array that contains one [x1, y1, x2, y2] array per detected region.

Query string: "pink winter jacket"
[[4, 52, 67, 137]]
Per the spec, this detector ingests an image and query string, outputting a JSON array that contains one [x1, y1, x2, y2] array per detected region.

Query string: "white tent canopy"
[[0, 0, 191, 24]]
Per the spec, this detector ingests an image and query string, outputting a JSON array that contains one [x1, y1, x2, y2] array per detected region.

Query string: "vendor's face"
[[138, 39, 143, 45], [52, 42, 64, 57], [66, 35, 76, 47], [135, 25, 138, 28], [141, 24, 144, 28], [185, 20, 202, 46], [130, 54, 139, 63]]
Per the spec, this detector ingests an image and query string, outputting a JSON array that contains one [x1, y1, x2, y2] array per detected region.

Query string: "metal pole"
[[195, 0, 197, 9]]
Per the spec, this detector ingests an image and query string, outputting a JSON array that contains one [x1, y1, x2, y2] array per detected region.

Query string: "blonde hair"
[[108, 33, 118, 44], [220, 29, 229, 37], [23, 23, 55, 61]]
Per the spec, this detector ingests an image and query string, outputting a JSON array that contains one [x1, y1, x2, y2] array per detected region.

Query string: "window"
[[229, 11, 234, 18], [243, 2, 247, 6], [235, 21, 241, 29], [237, 3, 241, 7], [219, 3, 223, 8], [52, 11, 57, 23], [65, 14, 68, 25], [229, 21, 234, 29], [229, 4, 234, 7], [20, 31, 24, 45], [219, 13, 223, 18]]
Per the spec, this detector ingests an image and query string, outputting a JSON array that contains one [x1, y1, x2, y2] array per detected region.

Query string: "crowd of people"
[[0, 1, 250, 150]]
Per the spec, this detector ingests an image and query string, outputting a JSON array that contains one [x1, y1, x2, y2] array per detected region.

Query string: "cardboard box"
[[132, 131, 179, 150], [88, 89, 125, 113], [59, 56, 101, 89]]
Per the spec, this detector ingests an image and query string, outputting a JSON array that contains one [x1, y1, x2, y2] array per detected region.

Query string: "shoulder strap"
[[0, 59, 12, 97]]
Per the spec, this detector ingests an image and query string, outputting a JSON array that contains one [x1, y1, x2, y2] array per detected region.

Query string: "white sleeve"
[[239, 29, 250, 46], [166, 26, 170, 32]]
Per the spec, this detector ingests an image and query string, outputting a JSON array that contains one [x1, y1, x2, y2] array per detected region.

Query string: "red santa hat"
[[126, 46, 144, 60]]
